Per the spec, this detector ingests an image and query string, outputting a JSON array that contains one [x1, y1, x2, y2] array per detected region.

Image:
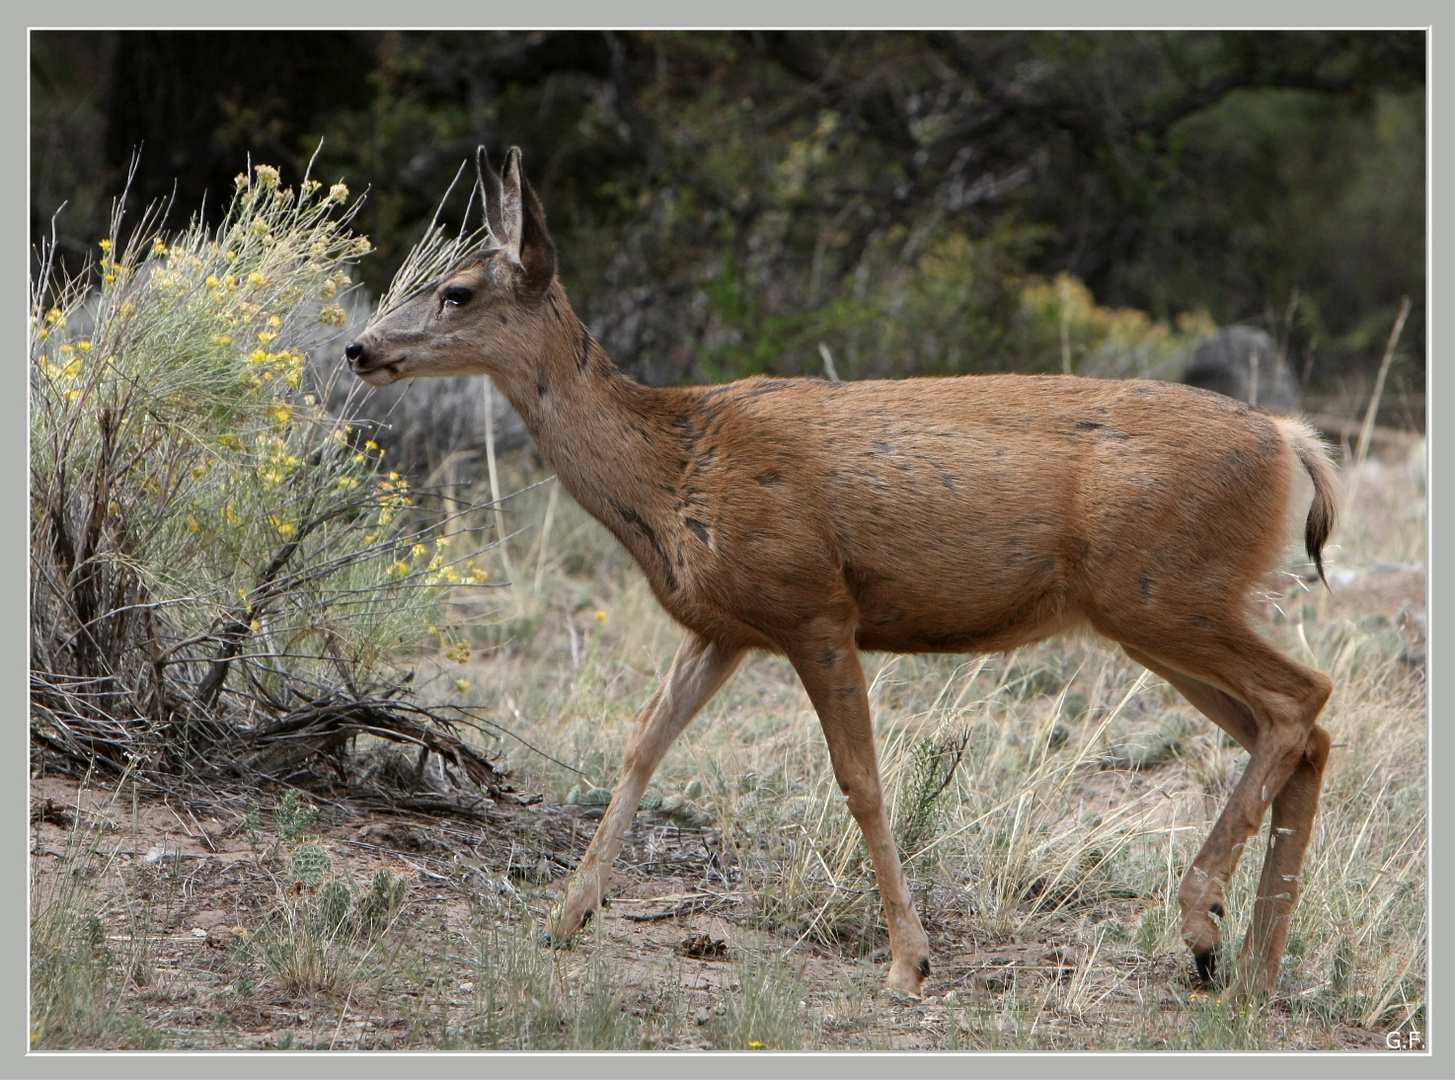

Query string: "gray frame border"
[[9, 4, 1445, 1078]]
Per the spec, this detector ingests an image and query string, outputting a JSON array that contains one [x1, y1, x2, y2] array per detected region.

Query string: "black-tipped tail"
[[1291, 424, 1339, 590]]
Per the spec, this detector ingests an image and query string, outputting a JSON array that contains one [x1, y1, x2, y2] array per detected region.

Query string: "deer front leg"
[[547, 631, 744, 944], [787, 625, 931, 996]]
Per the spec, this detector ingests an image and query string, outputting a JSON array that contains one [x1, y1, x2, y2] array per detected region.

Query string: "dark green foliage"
[[32, 31, 1423, 391]]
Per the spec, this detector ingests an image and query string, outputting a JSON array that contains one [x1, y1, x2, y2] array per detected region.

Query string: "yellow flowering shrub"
[[30, 160, 471, 752]]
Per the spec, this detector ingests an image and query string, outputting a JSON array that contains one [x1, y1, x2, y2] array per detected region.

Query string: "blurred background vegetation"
[[32, 29, 1424, 408]]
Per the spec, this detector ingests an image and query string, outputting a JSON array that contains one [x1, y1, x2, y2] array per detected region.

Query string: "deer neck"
[[488, 283, 676, 556]]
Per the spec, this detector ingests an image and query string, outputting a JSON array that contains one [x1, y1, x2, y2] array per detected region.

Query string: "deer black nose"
[[345, 341, 365, 362]]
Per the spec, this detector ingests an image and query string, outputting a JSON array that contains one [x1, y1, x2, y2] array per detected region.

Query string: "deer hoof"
[[1193, 948, 1218, 986], [545, 907, 593, 948], [886, 959, 928, 998]]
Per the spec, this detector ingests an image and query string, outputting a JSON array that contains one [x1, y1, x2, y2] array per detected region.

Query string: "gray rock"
[[1177, 326, 1301, 414]]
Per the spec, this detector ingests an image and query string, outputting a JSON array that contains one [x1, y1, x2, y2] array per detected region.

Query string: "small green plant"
[[242, 802, 263, 850], [259, 855, 411, 996], [316, 878, 354, 930], [29, 909, 118, 1049], [289, 841, 332, 885], [357, 868, 408, 934], [894, 728, 969, 873], [274, 790, 320, 844], [709, 947, 811, 1051]]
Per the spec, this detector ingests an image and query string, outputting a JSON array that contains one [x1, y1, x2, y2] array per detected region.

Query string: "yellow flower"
[[411, 543, 428, 559], [258, 331, 277, 344], [268, 315, 282, 329], [595, 610, 608, 622], [454, 678, 471, 693], [248, 271, 266, 287], [98, 238, 111, 252], [250, 619, 261, 632], [328, 182, 349, 203], [254, 164, 281, 189], [390, 560, 410, 577], [153, 238, 169, 255], [319, 304, 347, 328]]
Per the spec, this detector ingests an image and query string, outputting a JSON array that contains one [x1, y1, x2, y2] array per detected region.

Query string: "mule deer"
[[347, 147, 1338, 998]]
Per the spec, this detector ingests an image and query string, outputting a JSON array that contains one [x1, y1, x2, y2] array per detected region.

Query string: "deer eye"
[[441, 285, 473, 308]]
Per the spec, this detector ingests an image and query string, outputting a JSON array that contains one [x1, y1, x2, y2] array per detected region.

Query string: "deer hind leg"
[[786, 623, 931, 996], [1121, 638, 1331, 995], [1240, 722, 1330, 992], [548, 631, 744, 944]]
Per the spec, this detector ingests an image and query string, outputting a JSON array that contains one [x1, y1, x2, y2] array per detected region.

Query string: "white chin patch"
[[357, 366, 402, 387]]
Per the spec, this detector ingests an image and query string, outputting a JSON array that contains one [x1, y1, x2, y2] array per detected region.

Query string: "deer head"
[[345, 146, 557, 387]]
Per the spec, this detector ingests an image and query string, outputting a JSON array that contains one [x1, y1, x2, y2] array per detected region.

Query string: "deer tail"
[[1284, 418, 1339, 590]]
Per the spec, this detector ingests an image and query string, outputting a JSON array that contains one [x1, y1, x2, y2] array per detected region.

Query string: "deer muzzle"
[[344, 338, 404, 385]]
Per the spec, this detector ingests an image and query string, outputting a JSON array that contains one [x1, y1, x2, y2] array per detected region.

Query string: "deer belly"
[[849, 554, 1070, 655]]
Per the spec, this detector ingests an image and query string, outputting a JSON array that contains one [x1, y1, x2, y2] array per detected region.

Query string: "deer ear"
[[499, 148, 525, 262], [475, 146, 505, 246], [502, 147, 555, 292], [518, 171, 556, 291]]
